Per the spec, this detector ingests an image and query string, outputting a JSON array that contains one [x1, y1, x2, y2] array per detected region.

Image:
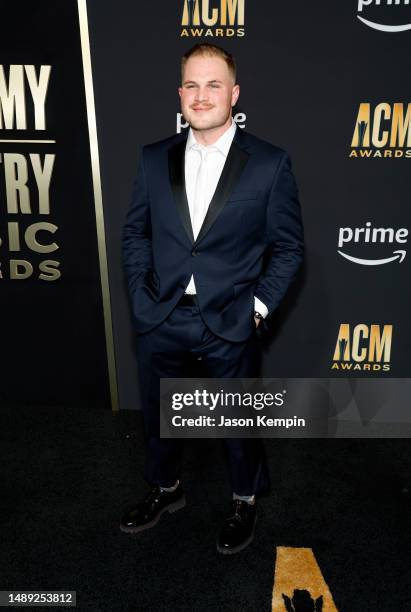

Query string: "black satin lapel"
[[168, 139, 194, 244], [194, 141, 249, 246]]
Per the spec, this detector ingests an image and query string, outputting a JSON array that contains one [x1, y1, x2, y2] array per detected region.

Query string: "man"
[[121, 43, 304, 554]]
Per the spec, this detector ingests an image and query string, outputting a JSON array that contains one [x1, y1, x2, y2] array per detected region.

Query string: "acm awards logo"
[[357, 0, 411, 32], [350, 103, 411, 158], [337, 222, 408, 266], [332, 324, 393, 372], [181, 0, 245, 37], [0, 64, 60, 282]]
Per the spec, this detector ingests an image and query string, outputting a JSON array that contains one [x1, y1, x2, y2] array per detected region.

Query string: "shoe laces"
[[143, 485, 162, 506], [227, 499, 248, 523]]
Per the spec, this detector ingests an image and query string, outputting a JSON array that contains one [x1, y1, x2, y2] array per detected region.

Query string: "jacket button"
[[191, 249, 199, 256]]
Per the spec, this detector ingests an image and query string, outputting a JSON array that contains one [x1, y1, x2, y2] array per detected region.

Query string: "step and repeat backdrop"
[[1, 1, 410, 414], [86, 0, 410, 413]]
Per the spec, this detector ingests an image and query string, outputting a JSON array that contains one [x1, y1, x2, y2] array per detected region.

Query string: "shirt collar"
[[186, 118, 237, 157]]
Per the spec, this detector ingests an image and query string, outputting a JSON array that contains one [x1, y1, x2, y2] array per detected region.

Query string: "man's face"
[[179, 55, 239, 132]]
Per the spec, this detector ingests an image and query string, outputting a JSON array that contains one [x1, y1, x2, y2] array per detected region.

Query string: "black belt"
[[178, 293, 198, 307]]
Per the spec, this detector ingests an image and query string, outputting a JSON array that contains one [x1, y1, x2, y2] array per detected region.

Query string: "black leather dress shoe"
[[216, 499, 257, 554], [120, 484, 186, 533]]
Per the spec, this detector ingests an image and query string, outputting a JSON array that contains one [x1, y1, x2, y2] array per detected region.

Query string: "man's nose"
[[194, 87, 209, 102]]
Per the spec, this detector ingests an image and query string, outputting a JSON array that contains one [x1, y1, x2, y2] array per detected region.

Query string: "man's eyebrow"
[[183, 79, 223, 85]]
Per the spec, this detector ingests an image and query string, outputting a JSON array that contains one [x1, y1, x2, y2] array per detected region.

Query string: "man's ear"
[[231, 84, 240, 107], [178, 87, 182, 98]]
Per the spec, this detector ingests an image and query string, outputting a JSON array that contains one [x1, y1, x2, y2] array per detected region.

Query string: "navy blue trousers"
[[136, 302, 270, 496]]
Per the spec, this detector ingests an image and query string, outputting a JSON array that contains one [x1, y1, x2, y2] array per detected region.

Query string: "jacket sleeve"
[[122, 147, 153, 295], [254, 152, 304, 316]]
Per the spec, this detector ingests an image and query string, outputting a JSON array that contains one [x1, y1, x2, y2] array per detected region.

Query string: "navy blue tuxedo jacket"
[[122, 127, 304, 342]]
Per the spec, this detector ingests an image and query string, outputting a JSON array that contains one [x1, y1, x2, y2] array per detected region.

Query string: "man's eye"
[[210, 84, 220, 88]]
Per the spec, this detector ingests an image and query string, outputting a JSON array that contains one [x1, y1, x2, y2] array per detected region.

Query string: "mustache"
[[190, 104, 214, 109]]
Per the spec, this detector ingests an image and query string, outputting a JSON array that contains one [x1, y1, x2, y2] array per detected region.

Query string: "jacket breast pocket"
[[226, 190, 259, 204], [237, 199, 265, 233]]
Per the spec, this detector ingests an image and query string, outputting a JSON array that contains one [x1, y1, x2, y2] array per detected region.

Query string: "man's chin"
[[188, 119, 225, 132], [188, 119, 216, 131]]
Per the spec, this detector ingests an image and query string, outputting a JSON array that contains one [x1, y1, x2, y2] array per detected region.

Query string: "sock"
[[159, 479, 179, 493], [233, 492, 255, 505]]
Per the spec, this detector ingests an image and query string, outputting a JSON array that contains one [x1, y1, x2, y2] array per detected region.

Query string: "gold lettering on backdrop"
[[391, 103, 411, 147], [0, 153, 55, 214], [10, 259, 33, 279], [2, 153, 30, 214], [0, 65, 26, 129], [221, 0, 244, 25], [6, 221, 58, 253], [7, 222, 20, 251], [369, 324, 392, 362], [0, 64, 59, 281], [181, 0, 245, 34], [333, 324, 350, 361], [332, 324, 393, 372], [372, 103, 391, 148], [30, 153, 55, 214], [24, 65, 51, 130], [38, 260, 60, 281], [350, 102, 411, 155], [181, 0, 201, 25], [202, 0, 218, 26], [334, 324, 393, 363], [352, 323, 368, 362], [25, 222, 58, 253], [272, 547, 338, 611], [0, 64, 50, 130], [351, 103, 370, 147]]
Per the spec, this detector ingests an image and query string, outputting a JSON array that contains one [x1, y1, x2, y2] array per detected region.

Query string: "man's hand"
[[254, 311, 264, 328]]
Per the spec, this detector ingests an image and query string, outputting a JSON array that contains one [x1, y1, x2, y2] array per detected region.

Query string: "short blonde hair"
[[181, 43, 237, 83]]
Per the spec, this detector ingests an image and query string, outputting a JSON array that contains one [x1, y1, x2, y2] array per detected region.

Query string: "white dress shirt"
[[184, 119, 268, 318]]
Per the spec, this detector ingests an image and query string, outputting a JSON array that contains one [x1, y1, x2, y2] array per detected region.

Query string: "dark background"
[[1, 1, 410, 409], [0, 1, 110, 408], [0, 4, 410, 611], [86, 0, 411, 409]]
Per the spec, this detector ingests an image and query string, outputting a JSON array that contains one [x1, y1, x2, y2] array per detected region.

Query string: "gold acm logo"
[[181, 0, 245, 37], [332, 324, 393, 372], [0, 64, 60, 282], [350, 103, 411, 159]]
